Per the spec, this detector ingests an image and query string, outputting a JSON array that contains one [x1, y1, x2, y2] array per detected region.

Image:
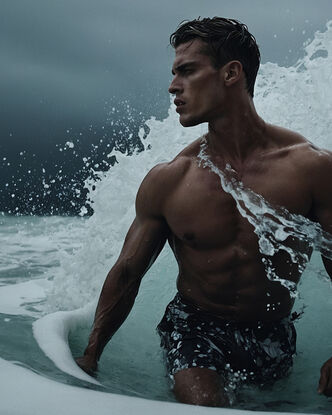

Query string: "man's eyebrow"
[[171, 61, 197, 75]]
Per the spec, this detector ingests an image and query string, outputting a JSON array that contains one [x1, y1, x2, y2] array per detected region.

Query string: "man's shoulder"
[[269, 124, 332, 163], [269, 124, 332, 183], [269, 124, 310, 149], [142, 137, 201, 186], [136, 138, 201, 215]]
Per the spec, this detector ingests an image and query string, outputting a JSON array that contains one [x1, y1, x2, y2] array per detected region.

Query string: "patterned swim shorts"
[[157, 293, 296, 386]]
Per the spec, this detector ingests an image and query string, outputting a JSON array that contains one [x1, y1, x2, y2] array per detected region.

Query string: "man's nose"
[[168, 77, 182, 95]]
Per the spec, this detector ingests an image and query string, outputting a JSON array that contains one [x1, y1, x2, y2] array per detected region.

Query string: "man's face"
[[169, 39, 225, 127]]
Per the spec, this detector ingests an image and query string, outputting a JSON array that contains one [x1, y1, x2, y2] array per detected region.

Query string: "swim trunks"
[[157, 293, 296, 387]]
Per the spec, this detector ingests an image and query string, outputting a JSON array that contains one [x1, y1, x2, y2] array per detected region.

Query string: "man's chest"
[[163, 158, 313, 246]]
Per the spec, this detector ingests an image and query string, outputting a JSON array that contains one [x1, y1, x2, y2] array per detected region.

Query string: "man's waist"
[[176, 291, 294, 326]]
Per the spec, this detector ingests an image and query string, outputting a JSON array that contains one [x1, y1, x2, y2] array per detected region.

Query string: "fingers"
[[75, 356, 98, 377], [318, 369, 328, 394], [318, 360, 332, 396]]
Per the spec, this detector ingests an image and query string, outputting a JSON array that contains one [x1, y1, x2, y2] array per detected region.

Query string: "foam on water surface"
[[0, 278, 48, 316], [2, 358, 316, 415], [32, 304, 101, 385], [1, 21, 332, 415]]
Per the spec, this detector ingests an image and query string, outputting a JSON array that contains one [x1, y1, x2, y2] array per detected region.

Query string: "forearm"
[[78, 209, 168, 367], [83, 264, 141, 362]]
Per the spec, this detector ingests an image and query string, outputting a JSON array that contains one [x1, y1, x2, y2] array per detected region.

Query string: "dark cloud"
[[0, 0, 331, 214]]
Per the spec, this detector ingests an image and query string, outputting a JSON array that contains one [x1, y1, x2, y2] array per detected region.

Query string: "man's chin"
[[179, 115, 201, 127]]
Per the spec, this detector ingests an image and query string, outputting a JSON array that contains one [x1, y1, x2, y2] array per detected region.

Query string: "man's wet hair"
[[170, 17, 260, 97]]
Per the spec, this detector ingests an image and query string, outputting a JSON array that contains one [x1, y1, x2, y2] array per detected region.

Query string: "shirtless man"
[[76, 17, 332, 406]]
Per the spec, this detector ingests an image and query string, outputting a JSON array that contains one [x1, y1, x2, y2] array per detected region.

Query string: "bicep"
[[115, 163, 170, 278], [117, 216, 168, 278]]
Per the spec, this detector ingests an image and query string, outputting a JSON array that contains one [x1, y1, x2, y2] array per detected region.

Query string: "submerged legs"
[[173, 367, 227, 407]]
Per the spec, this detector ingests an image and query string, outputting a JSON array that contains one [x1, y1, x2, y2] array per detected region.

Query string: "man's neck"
[[206, 97, 267, 166]]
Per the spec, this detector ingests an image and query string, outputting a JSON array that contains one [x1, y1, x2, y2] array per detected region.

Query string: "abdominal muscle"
[[173, 241, 295, 323]]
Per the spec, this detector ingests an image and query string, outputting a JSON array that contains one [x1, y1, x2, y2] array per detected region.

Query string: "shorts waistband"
[[174, 292, 293, 328]]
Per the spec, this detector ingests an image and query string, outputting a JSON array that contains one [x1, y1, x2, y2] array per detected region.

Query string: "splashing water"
[[46, 21, 332, 311], [197, 136, 332, 298]]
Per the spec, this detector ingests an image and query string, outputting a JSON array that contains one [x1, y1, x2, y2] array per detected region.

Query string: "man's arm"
[[311, 150, 332, 396], [76, 165, 169, 375]]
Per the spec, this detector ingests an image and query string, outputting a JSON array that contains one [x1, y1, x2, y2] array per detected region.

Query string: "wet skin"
[[166, 136, 314, 322], [77, 39, 332, 402]]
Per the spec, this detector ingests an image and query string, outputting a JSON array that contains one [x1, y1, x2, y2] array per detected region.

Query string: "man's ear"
[[223, 60, 243, 87]]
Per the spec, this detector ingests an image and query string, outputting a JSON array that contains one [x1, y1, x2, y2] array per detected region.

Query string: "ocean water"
[[1, 21, 332, 415]]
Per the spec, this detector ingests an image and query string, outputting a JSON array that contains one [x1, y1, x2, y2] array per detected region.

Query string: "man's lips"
[[174, 98, 185, 107], [174, 98, 186, 113]]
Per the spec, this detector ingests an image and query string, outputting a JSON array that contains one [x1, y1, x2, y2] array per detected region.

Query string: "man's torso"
[[158, 125, 320, 322]]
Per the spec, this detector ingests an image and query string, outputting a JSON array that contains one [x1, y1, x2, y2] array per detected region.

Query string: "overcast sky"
[[1, 0, 331, 213], [1, 0, 331, 144]]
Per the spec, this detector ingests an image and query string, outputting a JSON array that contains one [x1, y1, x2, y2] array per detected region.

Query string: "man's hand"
[[75, 355, 98, 377], [318, 357, 332, 396]]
